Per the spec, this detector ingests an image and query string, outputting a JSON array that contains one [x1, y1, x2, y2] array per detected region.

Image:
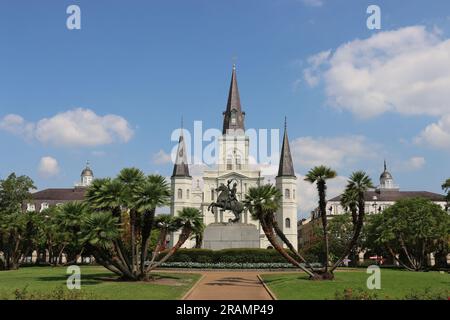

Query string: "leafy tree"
[[0, 173, 35, 270], [367, 197, 450, 271], [304, 166, 337, 275]]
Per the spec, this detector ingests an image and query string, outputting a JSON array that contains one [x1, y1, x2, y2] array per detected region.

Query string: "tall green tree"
[[0, 173, 35, 270], [304, 166, 337, 275], [367, 197, 449, 271]]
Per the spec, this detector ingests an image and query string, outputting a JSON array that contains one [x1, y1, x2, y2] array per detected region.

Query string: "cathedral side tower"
[[170, 129, 193, 247], [275, 120, 298, 249]]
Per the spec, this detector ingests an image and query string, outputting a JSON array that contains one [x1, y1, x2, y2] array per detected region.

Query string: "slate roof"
[[31, 188, 86, 201], [328, 190, 446, 202]]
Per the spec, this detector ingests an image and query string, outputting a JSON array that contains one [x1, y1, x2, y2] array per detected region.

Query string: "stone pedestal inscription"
[[203, 223, 260, 250]]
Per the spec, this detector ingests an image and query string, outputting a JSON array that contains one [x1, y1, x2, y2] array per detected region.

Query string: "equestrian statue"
[[208, 179, 245, 223]]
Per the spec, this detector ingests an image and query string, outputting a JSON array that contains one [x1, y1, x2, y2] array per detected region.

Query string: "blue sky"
[[1, 0, 450, 216]]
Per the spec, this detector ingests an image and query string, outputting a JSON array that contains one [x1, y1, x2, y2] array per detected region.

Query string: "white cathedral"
[[169, 66, 298, 250]]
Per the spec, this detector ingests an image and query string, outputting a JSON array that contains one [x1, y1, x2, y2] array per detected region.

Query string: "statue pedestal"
[[202, 223, 260, 250]]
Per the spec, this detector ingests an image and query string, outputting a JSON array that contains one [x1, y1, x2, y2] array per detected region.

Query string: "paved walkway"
[[183, 271, 273, 300]]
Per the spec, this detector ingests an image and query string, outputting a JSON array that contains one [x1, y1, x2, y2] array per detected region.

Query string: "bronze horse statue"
[[208, 183, 245, 223]]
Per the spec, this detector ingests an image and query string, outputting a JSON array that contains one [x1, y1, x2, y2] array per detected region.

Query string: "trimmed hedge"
[[160, 262, 297, 269], [157, 248, 298, 264]]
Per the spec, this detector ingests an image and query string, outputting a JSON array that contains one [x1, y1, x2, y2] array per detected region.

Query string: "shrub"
[[334, 288, 379, 300], [11, 286, 97, 300], [403, 288, 449, 300]]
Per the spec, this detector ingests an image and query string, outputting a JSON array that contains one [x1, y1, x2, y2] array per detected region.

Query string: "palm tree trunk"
[[272, 219, 315, 272], [149, 230, 167, 264], [261, 218, 317, 278], [139, 209, 156, 275], [330, 208, 365, 272], [129, 209, 137, 275], [317, 181, 329, 272], [146, 228, 191, 273]]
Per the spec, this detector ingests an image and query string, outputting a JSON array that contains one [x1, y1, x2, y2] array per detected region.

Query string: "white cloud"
[[301, 0, 324, 7], [415, 115, 450, 150], [152, 149, 173, 165], [290, 135, 378, 169], [0, 108, 134, 147], [0, 114, 35, 140], [303, 26, 450, 119], [303, 50, 331, 87], [403, 156, 426, 170], [297, 174, 347, 216], [38, 156, 60, 177]]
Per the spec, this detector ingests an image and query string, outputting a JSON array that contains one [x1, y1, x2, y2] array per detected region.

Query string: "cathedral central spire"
[[222, 65, 245, 134]]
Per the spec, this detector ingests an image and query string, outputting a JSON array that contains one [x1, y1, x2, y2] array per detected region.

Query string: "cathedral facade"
[[169, 66, 298, 249]]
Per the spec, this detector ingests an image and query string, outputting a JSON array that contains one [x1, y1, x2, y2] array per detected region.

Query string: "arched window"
[[293, 189, 296, 199], [186, 189, 190, 199], [177, 188, 183, 199], [226, 157, 232, 170], [285, 188, 290, 199], [231, 110, 237, 125], [285, 218, 291, 228], [211, 189, 215, 201]]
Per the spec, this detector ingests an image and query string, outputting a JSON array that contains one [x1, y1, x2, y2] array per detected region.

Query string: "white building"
[[299, 162, 447, 249], [325, 161, 447, 217], [169, 66, 298, 249]]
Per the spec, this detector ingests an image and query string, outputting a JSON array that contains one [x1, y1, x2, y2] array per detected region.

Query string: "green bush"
[[160, 262, 298, 269], [10, 286, 97, 300], [157, 248, 298, 264], [334, 287, 449, 300]]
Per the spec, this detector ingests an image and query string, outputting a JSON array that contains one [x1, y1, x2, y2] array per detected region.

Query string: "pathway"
[[183, 271, 273, 300]]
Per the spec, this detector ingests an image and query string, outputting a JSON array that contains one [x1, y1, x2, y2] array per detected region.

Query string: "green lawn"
[[0, 266, 201, 300], [261, 269, 450, 300]]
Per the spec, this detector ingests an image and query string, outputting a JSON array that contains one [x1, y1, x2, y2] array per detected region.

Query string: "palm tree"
[[132, 175, 171, 275], [244, 185, 316, 278], [340, 188, 358, 225], [442, 178, 450, 210], [117, 168, 145, 274], [330, 171, 373, 272], [79, 211, 129, 277], [148, 208, 204, 272], [55, 201, 87, 264], [304, 166, 337, 274], [85, 178, 124, 218]]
